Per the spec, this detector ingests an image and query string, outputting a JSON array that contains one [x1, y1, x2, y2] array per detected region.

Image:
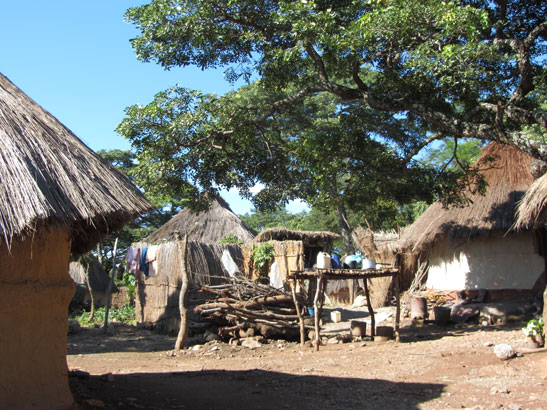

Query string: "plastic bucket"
[[433, 307, 451, 324], [350, 320, 367, 337]]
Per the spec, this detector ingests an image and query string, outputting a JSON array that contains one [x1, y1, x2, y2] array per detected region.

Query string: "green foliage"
[[219, 234, 244, 245], [73, 305, 136, 327], [95, 149, 183, 271], [522, 318, 544, 337], [121, 0, 547, 231], [251, 242, 275, 268], [122, 271, 137, 302]]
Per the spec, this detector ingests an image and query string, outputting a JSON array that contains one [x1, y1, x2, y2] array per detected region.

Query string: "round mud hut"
[[0, 73, 152, 410], [399, 142, 545, 300]]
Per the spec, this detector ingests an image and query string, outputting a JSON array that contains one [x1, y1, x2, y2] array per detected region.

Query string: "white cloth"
[[269, 261, 283, 289], [146, 245, 159, 277], [125, 246, 141, 273], [221, 249, 239, 277]]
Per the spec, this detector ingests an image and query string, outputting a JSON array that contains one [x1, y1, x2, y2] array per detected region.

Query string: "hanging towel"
[[140, 247, 149, 277], [146, 245, 159, 277], [125, 246, 141, 273]]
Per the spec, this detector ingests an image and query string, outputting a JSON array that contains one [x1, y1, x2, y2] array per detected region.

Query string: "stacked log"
[[194, 278, 309, 340]]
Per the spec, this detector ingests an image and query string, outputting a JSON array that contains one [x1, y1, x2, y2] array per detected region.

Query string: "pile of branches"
[[194, 277, 309, 340]]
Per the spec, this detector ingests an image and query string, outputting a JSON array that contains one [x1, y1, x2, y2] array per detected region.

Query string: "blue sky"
[[1, 1, 308, 215]]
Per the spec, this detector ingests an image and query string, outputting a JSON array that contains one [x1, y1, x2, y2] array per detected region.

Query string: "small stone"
[[85, 399, 105, 408], [241, 337, 264, 350], [483, 341, 494, 347], [192, 344, 201, 351], [327, 337, 340, 345], [493, 343, 515, 360], [204, 331, 221, 342]]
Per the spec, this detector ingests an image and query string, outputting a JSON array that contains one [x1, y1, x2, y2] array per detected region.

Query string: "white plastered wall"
[[426, 231, 544, 291]]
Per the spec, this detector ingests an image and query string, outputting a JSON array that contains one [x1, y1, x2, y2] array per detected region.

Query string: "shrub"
[[251, 242, 275, 268]]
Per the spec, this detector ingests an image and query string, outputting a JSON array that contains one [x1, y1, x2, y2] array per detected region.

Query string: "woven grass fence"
[[133, 240, 243, 333]]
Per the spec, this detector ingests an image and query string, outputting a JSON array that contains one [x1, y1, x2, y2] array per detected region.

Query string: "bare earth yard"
[[67, 315, 547, 410]]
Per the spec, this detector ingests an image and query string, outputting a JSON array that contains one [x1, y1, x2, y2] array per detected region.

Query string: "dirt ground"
[[67, 308, 547, 410]]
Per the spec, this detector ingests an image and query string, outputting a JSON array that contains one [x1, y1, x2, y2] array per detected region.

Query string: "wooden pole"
[[394, 272, 401, 342], [174, 233, 189, 351], [103, 237, 118, 333], [81, 257, 96, 321], [313, 276, 323, 351], [363, 277, 375, 339], [291, 278, 306, 346]]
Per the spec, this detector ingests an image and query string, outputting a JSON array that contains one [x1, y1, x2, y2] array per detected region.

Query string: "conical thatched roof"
[[254, 227, 340, 246], [144, 196, 256, 243], [0, 73, 153, 254], [514, 172, 547, 230], [399, 142, 535, 252]]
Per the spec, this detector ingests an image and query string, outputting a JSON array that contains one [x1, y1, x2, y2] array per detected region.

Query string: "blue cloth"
[[140, 247, 149, 277], [331, 254, 341, 269], [343, 254, 362, 269]]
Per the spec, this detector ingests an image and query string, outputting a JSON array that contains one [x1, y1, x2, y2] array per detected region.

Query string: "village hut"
[[131, 197, 255, 333], [144, 196, 256, 244], [352, 226, 401, 308], [69, 255, 119, 307], [515, 171, 547, 230], [0, 73, 152, 410], [131, 239, 245, 333], [398, 142, 545, 301], [248, 227, 340, 276], [242, 227, 341, 302]]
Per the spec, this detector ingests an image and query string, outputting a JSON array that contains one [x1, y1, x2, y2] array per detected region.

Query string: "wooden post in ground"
[[394, 272, 401, 342], [313, 276, 323, 351], [103, 237, 118, 333], [81, 257, 96, 320], [363, 277, 375, 339], [174, 232, 189, 351], [291, 278, 306, 346]]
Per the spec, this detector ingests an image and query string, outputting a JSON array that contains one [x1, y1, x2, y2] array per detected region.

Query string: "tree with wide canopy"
[[118, 0, 546, 241]]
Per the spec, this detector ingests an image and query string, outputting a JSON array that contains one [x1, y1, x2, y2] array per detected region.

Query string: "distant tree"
[[95, 149, 181, 273]]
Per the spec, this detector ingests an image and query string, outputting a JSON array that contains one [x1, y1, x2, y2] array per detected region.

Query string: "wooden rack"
[[288, 267, 401, 350]]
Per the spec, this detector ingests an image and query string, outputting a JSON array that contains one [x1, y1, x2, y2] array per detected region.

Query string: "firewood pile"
[[193, 277, 310, 340]]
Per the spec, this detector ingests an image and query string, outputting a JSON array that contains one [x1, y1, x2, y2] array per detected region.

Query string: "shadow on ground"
[[70, 368, 444, 410]]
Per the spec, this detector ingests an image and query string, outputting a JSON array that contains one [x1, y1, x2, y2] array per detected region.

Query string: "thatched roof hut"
[[514, 172, 547, 230], [133, 239, 244, 333], [145, 196, 256, 244], [398, 142, 544, 299], [0, 74, 151, 254], [254, 227, 339, 248], [0, 73, 152, 410], [69, 256, 119, 306]]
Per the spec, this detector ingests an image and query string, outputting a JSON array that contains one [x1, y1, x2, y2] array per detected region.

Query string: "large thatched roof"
[[0, 73, 153, 254], [514, 172, 547, 230], [254, 227, 340, 246], [399, 142, 535, 252], [144, 196, 256, 244]]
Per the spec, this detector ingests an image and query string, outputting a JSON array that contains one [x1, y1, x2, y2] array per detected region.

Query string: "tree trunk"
[[96, 242, 103, 265], [175, 233, 189, 351], [337, 202, 354, 254], [103, 237, 118, 334], [82, 257, 96, 321]]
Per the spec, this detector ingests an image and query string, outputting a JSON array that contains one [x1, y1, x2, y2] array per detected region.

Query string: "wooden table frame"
[[288, 268, 401, 350]]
